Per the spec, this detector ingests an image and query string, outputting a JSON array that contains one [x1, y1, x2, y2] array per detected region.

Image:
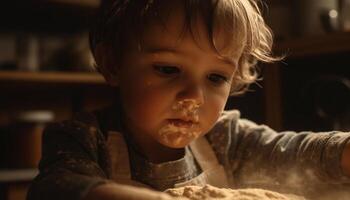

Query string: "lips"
[[159, 118, 202, 147], [168, 119, 197, 128]]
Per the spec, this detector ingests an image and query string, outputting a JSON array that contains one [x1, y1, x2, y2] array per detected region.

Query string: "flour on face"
[[171, 99, 201, 122], [158, 99, 202, 147]]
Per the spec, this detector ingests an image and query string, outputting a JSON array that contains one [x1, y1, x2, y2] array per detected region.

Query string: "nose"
[[176, 80, 205, 107]]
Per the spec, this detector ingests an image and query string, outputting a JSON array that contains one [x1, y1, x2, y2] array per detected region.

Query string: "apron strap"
[[189, 136, 219, 171], [107, 131, 131, 179], [175, 136, 229, 188], [107, 131, 153, 188]]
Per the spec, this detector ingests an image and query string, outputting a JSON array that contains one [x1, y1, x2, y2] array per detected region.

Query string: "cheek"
[[201, 93, 229, 132], [119, 80, 169, 124]]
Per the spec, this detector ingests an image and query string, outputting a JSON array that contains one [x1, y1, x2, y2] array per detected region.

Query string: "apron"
[[107, 131, 229, 190]]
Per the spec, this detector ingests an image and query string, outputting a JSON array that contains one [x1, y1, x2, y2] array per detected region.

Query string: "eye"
[[207, 73, 229, 85], [153, 65, 180, 75]]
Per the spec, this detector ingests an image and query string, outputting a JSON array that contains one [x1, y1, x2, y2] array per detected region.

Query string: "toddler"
[[27, 0, 350, 200]]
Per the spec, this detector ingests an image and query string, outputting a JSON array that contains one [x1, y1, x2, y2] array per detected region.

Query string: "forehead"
[[137, 2, 241, 66], [142, 5, 206, 50]]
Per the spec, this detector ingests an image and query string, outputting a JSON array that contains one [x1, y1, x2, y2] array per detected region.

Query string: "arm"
[[207, 111, 350, 194], [83, 183, 180, 200], [232, 119, 350, 192], [341, 141, 350, 177]]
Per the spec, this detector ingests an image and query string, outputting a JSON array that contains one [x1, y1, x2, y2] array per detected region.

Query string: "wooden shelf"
[[0, 71, 114, 126], [274, 31, 350, 58], [0, 169, 38, 183], [44, 0, 100, 8], [0, 71, 106, 85]]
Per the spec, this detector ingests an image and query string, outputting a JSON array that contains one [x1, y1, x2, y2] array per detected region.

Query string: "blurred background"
[[0, 0, 349, 199]]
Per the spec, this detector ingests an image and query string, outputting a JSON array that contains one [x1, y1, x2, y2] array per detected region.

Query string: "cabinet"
[[257, 0, 350, 132], [0, 1, 112, 200], [262, 32, 350, 132]]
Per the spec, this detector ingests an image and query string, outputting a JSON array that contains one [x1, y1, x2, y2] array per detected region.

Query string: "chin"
[[159, 134, 203, 149], [165, 142, 189, 149], [156, 128, 204, 148]]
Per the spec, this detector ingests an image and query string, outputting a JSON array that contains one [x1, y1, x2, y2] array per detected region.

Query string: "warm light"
[[329, 9, 338, 18]]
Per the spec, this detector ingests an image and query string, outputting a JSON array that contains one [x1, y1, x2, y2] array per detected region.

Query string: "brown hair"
[[89, 0, 279, 95]]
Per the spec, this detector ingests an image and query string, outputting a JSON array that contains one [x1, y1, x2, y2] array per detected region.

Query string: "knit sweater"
[[27, 106, 350, 200]]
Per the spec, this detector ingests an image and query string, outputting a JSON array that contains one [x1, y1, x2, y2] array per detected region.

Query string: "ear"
[[94, 43, 119, 86]]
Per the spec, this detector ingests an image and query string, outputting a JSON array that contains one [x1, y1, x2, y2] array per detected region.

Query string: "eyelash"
[[207, 74, 229, 85], [153, 65, 229, 85], [153, 65, 180, 75]]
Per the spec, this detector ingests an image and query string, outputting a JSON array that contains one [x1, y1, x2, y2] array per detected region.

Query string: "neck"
[[138, 141, 185, 163], [130, 131, 185, 163]]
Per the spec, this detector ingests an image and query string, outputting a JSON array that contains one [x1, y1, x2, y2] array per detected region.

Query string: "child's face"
[[116, 5, 238, 149]]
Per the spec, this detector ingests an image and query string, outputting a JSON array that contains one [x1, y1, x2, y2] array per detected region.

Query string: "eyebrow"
[[143, 46, 237, 69]]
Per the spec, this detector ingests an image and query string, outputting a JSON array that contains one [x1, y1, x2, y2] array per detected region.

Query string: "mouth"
[[158, 119, 201, 147], [167, 119, 198, 128]]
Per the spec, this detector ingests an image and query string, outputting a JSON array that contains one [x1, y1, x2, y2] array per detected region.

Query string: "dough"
[[165, 185, 306, 200]]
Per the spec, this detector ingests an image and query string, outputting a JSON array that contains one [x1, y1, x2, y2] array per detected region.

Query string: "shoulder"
[[42, 111, 107, 157], [41, 111, 111, 170], [216, 110, 269, 133], [45, 111, 100, 138], [205, 110, 241, 158], [206, 109, 272, 139], [208, 109, 241, 134], [218, 110, 241, 125], [205, 110, 264, 153]]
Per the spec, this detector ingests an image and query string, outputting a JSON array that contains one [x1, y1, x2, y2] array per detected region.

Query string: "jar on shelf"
[[340, 0, 350, 31], [296, 0, 339, 35], [9, 110, 55, 168], [16, 34, 39, 72]]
